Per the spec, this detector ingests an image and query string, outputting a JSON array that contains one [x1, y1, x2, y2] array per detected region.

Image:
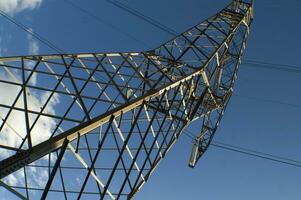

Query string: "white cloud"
[[0, 63, 60, 189], [0, 0, 43, 15]]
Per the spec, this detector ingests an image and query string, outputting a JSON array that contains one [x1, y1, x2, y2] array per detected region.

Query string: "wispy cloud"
[[28, 29, 39, 56], [28, 37, 39, 55], [0, 0, 43, 15], [0, 69, 60, 188], [27, 28, 40, 84]]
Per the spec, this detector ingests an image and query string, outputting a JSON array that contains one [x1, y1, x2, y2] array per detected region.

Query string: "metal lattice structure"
[[0, 1, 253, 199]]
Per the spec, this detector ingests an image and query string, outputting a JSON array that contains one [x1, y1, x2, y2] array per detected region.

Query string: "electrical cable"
[[242, 61, 301, 74], [0, 9, 64, 54], [245, 59, 301, 71], [63, 0, 152, 49], [213, 140, 301, 164], [182, 130, 301, 168], [233, 94, 301, 108], [106, 0, 179, 37], [211, 143, 301, 168]]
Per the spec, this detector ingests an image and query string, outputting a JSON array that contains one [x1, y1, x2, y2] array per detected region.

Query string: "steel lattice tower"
[[0, 1, 253, 199]]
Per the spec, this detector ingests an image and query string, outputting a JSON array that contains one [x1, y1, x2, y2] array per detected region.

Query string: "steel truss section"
[[0, 1, 253, 199]]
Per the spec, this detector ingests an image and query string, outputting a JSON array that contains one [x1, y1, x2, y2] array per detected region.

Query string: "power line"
[[182, 130, 301, 169], [212, 141, 301, 165], [185, 129, 301, 165], [242, 63, 301, 74], [245, 59, 301, 70], [63, 0, 152, 49], [242, 60, 301, 74], [106, 0, 179, 37], [233, 94, 301, 109], [211, 143, 301, 168], [0, 9, 64, 54]]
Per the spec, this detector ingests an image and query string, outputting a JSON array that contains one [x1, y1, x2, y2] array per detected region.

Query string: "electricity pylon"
[[0, 1, 253, 199]]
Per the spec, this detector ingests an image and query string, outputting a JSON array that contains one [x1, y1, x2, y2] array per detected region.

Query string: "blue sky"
[[0, 0, 301, 199]]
